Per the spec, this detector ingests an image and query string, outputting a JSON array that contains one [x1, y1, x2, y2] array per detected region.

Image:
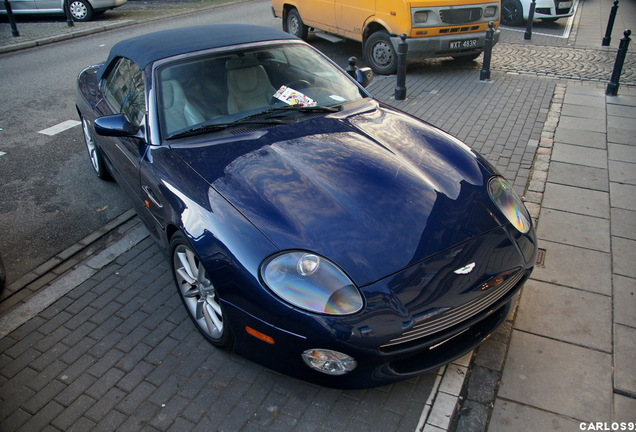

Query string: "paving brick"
[[26, 360, 67, 393], [0, 408, 31, 432], [65, 416, 97, 432], [516, 280, 612, 352], [85, 387, 126, 422], [85, 367, 126, 400], [489, 399, 581, 432], [116, 381, 157, 416], [614, 324, 636, 395], [90, 409, 127, 432], [51, 394, 96, 431], [612, 236, 636, 279], [23, 379, 66, 415], [116, 361, 154, 394], [16, 401, 64, 432], [499, 331, 611, 422], [86, 348, 125, 379], [166, 417, 196, 432], [149, 394, 190, 430], [33, 326, 72, 353], [54, 372, 97, 407]]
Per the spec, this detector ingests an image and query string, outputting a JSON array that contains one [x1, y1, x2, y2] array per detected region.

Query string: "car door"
[[36, 0, 64, 12], [1, 0, 37, 12], [96, 57, 158, 230]]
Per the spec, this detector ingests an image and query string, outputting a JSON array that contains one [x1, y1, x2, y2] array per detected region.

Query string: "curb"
[[448, 81, 566, 432], [0, 214, 149, 340], [0, 0, 251, 55]]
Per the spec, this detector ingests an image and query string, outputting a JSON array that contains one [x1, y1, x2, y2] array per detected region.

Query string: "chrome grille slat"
[[381, 271, 524, 348]]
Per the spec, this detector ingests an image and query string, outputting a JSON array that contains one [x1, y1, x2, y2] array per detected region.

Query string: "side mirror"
[[356, 67, 373, 88], [94, 114, 142, 138]]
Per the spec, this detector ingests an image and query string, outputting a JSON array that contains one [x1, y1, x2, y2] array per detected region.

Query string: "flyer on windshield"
[[273, 86, 317, 107]]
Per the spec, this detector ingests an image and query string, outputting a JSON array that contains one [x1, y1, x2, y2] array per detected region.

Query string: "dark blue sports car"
[[76, 24, 537, 388]]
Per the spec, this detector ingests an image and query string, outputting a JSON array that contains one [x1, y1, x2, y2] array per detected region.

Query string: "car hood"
[[170, 101, 501, 286]]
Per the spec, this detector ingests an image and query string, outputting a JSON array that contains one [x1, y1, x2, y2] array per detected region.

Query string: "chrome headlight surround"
[[302, 349, 357, 375], [488, 177, 531, 234], [260, 251, 363, 315]]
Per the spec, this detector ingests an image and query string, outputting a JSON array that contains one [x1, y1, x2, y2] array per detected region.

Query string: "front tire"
[[285, 8, 309, 40], [364, 31, 397, 75], [81, 117, 111, 180], [501, 0, 525, 26], [171, 233, 232, 348]]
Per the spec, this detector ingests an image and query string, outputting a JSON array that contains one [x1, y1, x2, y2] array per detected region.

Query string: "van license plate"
[[558, 1, 572, 7], [450, 39, 478, 49]]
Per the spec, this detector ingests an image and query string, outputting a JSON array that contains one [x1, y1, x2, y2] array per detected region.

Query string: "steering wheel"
[[284, 79, 311, 90]]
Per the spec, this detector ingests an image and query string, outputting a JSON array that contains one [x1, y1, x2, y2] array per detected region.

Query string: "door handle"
[[142, 185, 163, 208]]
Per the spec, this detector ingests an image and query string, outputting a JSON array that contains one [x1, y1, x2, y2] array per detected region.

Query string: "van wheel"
[[286, 8, 309, 40], [365, 31, 397, 75], [501, 0, 524, 26]]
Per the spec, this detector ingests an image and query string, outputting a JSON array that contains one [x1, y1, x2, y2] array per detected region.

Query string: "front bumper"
[[391, 30, 501, 60], [525, 0, 575, 19], [227, 224, 536, 388]]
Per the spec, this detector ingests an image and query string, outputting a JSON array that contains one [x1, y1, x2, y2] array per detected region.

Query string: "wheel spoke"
[[182, 285, 198, 299], [202, 300, 223, 337], [195, 298, 205, 320], [177, 250, 196, 281], [177, 266, 196, 286]]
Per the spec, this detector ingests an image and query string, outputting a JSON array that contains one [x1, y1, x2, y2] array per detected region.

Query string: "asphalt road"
[[0, 0, 291, 286]]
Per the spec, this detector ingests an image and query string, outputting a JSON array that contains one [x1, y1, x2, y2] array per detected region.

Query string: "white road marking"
[[0, 152, 6, 157], [38, 120, 81, 136]]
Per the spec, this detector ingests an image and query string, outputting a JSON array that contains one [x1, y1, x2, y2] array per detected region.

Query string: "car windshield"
[[156, 42, 367, 139]]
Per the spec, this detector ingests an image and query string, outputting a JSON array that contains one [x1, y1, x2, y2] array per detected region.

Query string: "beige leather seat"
[[226, 57, 275, 115], [160, 79, 206, 135]]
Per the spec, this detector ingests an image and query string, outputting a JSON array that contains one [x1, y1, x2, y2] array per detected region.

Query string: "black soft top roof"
[[97, 24, 297, 80]]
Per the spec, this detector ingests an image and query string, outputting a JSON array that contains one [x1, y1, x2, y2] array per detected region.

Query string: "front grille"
[[380, 270, 525, 351], [439, 8, 483, 24]]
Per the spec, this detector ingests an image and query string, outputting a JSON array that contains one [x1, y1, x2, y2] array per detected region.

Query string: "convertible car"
[[76, 24, 537, 388]]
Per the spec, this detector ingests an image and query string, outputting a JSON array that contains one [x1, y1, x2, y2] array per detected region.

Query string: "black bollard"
[[524, 0, 536, 40], [395, 34, 408, 100], [602, 0, 619, 46], [480, 21, 495, 81], [346, 56, 358, 79], [64, 0, 74, 27], [606, 29, 632, 96], [3, 0, 20, 37]]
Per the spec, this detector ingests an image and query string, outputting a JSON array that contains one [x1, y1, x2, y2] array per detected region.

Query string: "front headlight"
[[261, 251, 363, 315], [488, 177, 531, 234], [413, 10, 429, 24], [484, 5, 498, 17]]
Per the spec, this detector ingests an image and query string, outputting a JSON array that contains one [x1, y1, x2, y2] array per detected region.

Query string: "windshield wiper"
[[265, 105, 343, 114], [166, 105, 342, 140], [166, 118, 288, 140]]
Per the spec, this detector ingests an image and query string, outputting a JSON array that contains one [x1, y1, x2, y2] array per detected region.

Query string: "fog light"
[[302, 349, 357, 375]]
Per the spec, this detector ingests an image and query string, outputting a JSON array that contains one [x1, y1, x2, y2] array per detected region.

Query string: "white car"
[[0, 0, 127, 22], [501, 0, 575, 26]]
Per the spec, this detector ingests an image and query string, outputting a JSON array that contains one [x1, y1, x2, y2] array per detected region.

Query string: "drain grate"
[[536, 248, 546, 266]]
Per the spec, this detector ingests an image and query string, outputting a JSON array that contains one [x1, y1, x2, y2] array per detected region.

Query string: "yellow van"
[[271, 0, 501, 74]]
